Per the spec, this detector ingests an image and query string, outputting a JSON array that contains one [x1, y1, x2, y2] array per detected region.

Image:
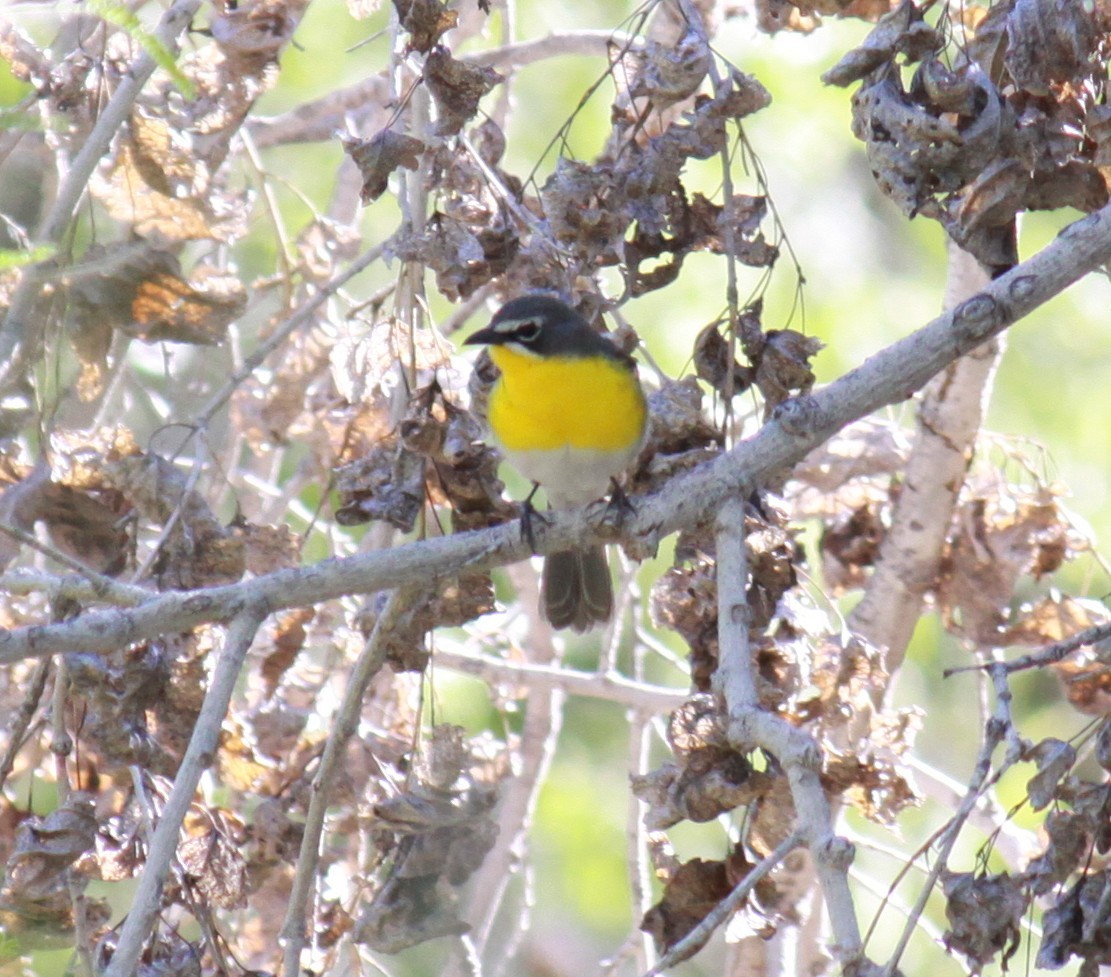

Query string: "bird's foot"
[[519, 483, 549, 553], [588, 478, 636, 533]]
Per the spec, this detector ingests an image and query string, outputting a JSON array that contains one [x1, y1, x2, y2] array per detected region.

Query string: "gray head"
[[465, 295, 622, 359]]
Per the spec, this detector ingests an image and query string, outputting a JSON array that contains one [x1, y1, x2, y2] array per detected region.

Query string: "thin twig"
[[0, 656, 50, 794], [101, 605, 267, 977], [193, 240, 388, 428], [644, 829, 804, 976], [903, 753, 1037, 870], [435, 646, 686, 713], [627, 713, 656, 974], [877, 656, 1016, 977], [0, 522, 150, 606], [128, 445, 209, 586], [0, 0, 204, 384], [278, 587, 421, 977], [50, 650, 94, 977], [943, 619, 1111, 677], [676, 0, 742, 415], [444, 607, 563, 977]]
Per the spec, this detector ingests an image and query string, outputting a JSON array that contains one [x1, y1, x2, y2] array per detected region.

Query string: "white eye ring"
[[513, 319, 542, 342]]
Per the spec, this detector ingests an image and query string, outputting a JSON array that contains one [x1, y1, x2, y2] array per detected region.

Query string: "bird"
[[465, 295, 648, 632]]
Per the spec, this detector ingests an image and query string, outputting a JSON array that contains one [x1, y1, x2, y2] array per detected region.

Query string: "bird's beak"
[[464, 326, 498, 346]]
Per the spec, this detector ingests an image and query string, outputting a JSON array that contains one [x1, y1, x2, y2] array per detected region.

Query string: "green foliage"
[[87, 0, 195, 98], [0, 245, 54, 270]]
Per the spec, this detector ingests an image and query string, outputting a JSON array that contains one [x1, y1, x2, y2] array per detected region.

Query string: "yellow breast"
[[487, 345, 646, 455]]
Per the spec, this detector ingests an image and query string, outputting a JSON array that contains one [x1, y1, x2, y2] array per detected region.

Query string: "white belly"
[[502, 444, 639, 508]]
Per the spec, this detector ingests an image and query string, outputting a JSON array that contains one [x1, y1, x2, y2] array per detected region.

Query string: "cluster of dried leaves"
[[829, 0, 1111, 270], [0, 0, 1109, 975]]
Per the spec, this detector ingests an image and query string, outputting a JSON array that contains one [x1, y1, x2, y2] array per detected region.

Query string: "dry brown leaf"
[[210, 0, 303, 68], [626, 28, 711, 106], [0, 463, 131, 575], [838, 0, 1110, 265], [342, 130, 426, 204], [127, 266, 245, 345], [105, 454, 245, 590], [92, 110, 246, 242], [356, 727, 505, 952], [820, 502, 885, 594], [938, 489, 1077, 646], [424, 47, 502, 136], [49, 426, 141, 490], [631, 695, 766, 828], [941, 871, 1026, 970], [67, 244, 245, 399], [179, 811, 248, 910], [650, 551, 718, 690], [641, 857, 733, 954], [0, 791, 106, 948], [1037, 870, 1111, 970], [629, 377, 721, 499], [1004, 595, 1109, 646], [1048, 649, 1111, 720], [217, 719, 275, 793], [823, 2, 939, 87], [258, 607, 314, 697], [334, 437, 425, 530], [1026, 809, 1092, 896], [1027, 738, 1077, 811], [394, 0, 457, 53]]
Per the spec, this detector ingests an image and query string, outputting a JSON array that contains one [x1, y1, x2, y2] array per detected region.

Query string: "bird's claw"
[[587, 479, 637, 532], [519, 484, 549, 553], [604, 478, 636, 526]]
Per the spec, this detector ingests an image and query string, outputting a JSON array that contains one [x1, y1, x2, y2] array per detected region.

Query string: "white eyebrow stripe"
[[497, 315, 544, 329]]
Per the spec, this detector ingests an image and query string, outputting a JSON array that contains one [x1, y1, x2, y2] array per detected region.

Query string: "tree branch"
[[101, 604, 266, 977], [849, 243, 1001, 678], [278, 586, 419, 977], [442, 610, 562, 977], [944, 618, 1111, 676], [3, 203, 1111, 664], [644, 829, 804, 976], [434, 647, 687, 713], [0, 0, 204, 387]]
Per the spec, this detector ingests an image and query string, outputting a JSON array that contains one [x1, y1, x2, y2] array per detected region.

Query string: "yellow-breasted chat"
[[466, 295, 648, 632]]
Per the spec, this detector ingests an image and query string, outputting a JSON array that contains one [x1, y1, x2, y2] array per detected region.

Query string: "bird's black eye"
[[513, 319, 542, 343]]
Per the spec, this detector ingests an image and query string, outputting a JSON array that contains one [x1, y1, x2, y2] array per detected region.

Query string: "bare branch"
[[279, 587, 421, 977], [442, 612, 562, 977], [0, 0, 204, 385], [878, 659, 1015, 977], [849, 244, 1001, 676], [713, 493, 862, 965], [434, 647, 687, 713], [101, 604, 267, 977], [645, 829, 804, 975], [712, 495, 755, 709], [944, 619, 1111, 676], [3, 202, 1109, 667]]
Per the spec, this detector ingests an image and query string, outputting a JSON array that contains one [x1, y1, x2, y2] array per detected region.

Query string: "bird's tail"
[[542, 546, 613, 632]]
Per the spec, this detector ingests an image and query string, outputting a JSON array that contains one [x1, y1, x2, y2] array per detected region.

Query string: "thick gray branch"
[[849, 244, 1001, 676], [2, 205, 1110, 663]]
